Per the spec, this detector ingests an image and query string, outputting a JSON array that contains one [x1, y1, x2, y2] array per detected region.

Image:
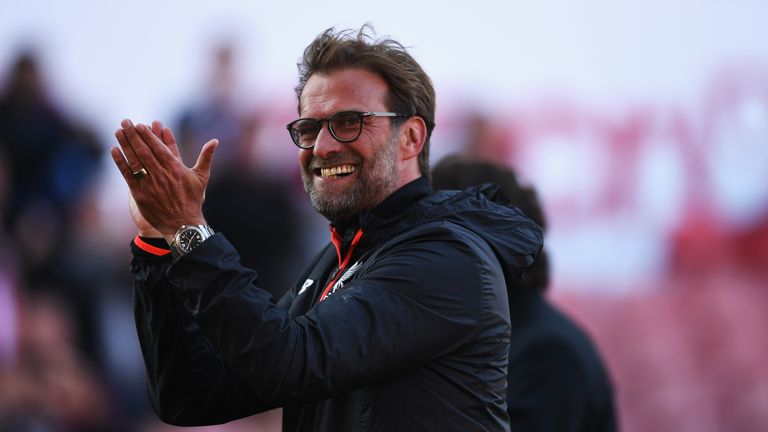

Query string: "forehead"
[[300, 68, 389, 117]]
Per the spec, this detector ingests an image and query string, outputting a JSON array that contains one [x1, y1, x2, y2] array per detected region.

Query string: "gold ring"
[[131, 167, 149, 180]]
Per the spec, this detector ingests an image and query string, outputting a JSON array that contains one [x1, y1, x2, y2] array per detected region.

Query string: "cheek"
[[298, 149, 311, 168]]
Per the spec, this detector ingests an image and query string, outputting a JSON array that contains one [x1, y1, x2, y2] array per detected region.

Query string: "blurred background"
[[1, 1, 767, 431]]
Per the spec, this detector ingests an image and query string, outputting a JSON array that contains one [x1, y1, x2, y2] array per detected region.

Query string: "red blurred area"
[[446, 61, 768, 432], [553, 273, 768, 432]]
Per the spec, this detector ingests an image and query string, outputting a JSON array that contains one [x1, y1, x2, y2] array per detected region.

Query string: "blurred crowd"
[[0, 40, 766, 432], [0, 44, 310, 432]]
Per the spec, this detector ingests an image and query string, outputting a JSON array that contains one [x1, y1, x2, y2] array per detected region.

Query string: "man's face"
[[298, 69, 402, 223]]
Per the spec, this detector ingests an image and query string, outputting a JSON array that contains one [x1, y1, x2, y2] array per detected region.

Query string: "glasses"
[[286, 111, 406, 149]]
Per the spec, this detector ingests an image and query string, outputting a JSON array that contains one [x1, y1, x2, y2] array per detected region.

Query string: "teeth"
[[320, 165, 356, 177]]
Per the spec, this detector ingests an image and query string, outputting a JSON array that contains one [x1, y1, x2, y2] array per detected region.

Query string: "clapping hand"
[[110, 119, 218, 243]]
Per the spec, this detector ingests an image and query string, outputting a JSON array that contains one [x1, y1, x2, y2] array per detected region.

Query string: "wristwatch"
[[169, 224, 215, 259]]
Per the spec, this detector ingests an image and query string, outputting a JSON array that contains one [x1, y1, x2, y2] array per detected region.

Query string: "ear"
[[398, 116, 427, 162]]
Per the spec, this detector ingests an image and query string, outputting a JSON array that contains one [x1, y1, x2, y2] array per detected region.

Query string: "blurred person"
[[0, 149, 20, 367], [110, 25, 542, 431], [432, 154, 618, 432], [0, 49, 103, 243], [175, 41, 303, 295], [0, 48, 118, 427], [462, 111, 516, 163], [0, 291, 113, 431], [0, 49, 105, 368], [202, 131, 303, 295], [175, 41, 245, 169]]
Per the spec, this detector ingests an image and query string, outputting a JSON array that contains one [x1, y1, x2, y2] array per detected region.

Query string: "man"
[[110, 26, 542, 431], [432, 155, 618, 432]]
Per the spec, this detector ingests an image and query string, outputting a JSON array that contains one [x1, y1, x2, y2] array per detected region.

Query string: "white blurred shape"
[[523, 132, 609, 219], [709, 98, 768, 226], [635, 137, 686, 230]]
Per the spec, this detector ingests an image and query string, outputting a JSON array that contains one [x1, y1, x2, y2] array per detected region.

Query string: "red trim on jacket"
[[134, 235, 171, 256], [319, 228, 363, 302]]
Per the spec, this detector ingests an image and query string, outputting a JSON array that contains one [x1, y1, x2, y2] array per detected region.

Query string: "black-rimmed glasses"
[[286, 111, 406, 149]]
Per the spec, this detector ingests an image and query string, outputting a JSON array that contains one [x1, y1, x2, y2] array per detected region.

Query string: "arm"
[[168, 223, 502, 404], [113, 121, 277, 424], [131, 237, 280, 426]]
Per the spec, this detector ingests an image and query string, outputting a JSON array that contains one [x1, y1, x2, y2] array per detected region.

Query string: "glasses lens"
[[329, 112, 362, 141], [290, 119, 320, 148]]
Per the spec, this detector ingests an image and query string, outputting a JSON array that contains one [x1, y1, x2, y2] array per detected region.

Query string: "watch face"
[[179, 229, 203, 252]]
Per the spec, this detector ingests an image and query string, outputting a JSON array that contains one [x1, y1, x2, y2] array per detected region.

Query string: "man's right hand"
[[113, 120, 216, 240], [130, 193, 161, 238]]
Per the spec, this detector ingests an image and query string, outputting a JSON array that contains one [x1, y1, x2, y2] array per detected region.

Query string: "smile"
[[316, 164, 357, 178]]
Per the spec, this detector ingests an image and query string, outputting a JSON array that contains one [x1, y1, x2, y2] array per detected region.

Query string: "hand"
[[128, 122, 170, 238], [130, 193, 160, 237], [110, 119, 218, 242]]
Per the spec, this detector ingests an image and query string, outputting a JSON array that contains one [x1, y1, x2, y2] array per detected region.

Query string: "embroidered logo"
[[329, 260, 362, 296], [298, 278, 314, 295]]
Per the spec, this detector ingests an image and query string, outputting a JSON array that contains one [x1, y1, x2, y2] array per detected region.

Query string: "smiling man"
[[295, 70, 406, 224], [111, 26, 543, 432]]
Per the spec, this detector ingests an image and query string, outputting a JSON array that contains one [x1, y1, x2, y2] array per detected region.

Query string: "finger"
[[115, 127, 144, 173], [136, 122, 181, 168], [121, 120, 172, 172], [161, 126, 181, 158], [119, 119, 161, 173], [148, 120, 180, 158], [192, 139, 219, 179], [110, 146, 139, 187], [151, 120, 164, 139]]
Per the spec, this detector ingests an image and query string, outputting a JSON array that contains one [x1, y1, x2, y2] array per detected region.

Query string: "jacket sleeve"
[[164, 225, 507, 414], [130, 238, 280, 426]]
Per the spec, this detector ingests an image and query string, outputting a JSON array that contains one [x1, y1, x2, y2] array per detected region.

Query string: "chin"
[[309, 192, 358, 223]]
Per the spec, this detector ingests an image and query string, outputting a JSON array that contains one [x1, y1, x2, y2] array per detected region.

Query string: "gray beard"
[[303, 133, 399, 223]]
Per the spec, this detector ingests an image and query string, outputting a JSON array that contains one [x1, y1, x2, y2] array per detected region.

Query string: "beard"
[[302, 132, 400, 223]]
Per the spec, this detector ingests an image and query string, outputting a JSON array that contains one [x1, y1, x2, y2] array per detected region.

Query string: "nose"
[[312, 125, 343, 158]]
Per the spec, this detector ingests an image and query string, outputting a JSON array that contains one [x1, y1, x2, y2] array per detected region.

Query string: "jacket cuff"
[[132, 235, 171, 258]]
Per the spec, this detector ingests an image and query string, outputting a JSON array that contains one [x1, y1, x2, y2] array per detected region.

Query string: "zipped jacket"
[[130, 177, 543, 431]]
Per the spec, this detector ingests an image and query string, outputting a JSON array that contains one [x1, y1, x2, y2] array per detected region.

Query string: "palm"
[[130, 193, 160, 237]]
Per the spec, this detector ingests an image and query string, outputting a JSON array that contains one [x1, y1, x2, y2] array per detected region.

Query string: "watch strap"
[[170, 224, 215, 260]]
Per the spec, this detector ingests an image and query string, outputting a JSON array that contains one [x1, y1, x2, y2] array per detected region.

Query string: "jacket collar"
[[331, 176, 432, 244], [367, 176, 432, 223]]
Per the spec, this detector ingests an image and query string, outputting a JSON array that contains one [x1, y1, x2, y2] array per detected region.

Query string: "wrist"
[[160, 217, 208, 242], [138, 227, 163, 238], [168, 224, 215, 259], [132, 235, 170, 257]]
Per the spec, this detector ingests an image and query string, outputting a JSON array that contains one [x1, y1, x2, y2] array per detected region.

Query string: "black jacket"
[[506, 290, 618, 431], [130, 177, 543, 431]]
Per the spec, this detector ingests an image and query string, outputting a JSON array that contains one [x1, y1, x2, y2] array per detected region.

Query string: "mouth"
[[314, 164, 357, 179]]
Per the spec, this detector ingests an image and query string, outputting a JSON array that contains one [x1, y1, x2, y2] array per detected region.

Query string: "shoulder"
[[381, 219, 496, 256], [358, 220, 509, 322], [369, 220, 504, 285]]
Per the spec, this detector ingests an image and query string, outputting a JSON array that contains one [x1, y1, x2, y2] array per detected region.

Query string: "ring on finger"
[[132, 167, 149, 180]]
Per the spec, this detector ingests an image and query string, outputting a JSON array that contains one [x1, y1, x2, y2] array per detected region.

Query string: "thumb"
[[193, 138, 219, 178]]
